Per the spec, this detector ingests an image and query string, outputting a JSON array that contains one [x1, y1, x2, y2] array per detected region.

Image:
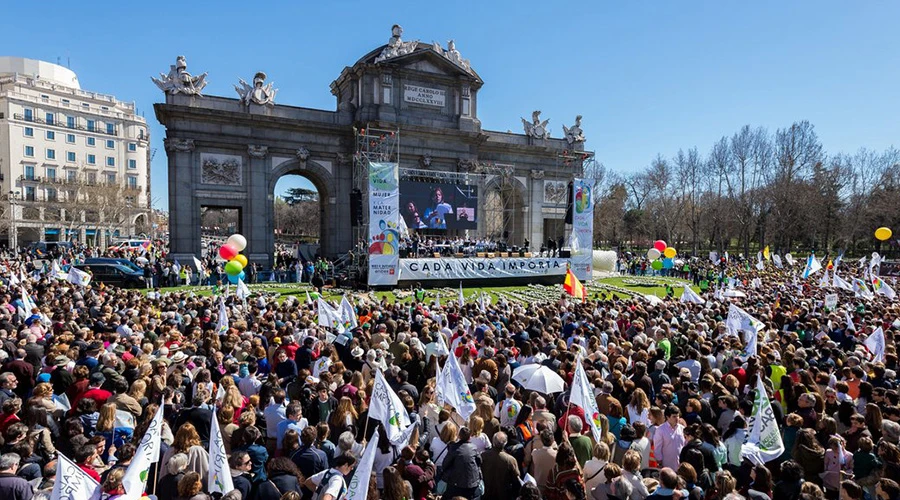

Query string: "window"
[[128, 176, 138, 189], [47, 168, 57, 180], [82, 103, 90, 109], [25, 165, 35, 180], [67, 170, 77, 182], [106, 123, 115, 135], [23, 109, 33, 121], [40, 94, 49, 101], [67, 116, 75, 129], [101, 106, 109, 111], [46, 149, 56, 160], [87, 154, 96, 165], [106, 173, 116, 184], [46, 130, 55, 140], [128, 143, 137, 152], [25, 187, 35, 201], [62, 99, 70, 105], [128, 159, 137, 169], [138, 129, 145, 140], [87, 172, 96, 184], [87, 119, 95, 132], [66, 134, 75, 144], [106, 140, 114, 149], [45, 113, 54, 125], [24, 127, 33, 137], [47, 188, 57, 201], [87, 137, 95, 147], [67, 152, 76, 163], [106, 156, 115, 167], [24, 146, 34, 157]]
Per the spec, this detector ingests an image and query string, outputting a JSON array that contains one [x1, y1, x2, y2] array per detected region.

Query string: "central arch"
[[482, 175, 527, 247], [267, 159, 335, 261]]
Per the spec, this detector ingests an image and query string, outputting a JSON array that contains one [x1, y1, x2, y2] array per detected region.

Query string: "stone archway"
[[267, 159, 337, 260]]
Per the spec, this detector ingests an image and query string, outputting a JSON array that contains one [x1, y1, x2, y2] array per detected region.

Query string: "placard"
[[400, 257, 570, 281], [368, 162, 400, 285], [403, 84, 446, 107]]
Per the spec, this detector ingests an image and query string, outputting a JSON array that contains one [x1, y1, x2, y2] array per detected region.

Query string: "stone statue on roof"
[[152, 55, 208, 96], [563, 115, 586, 144], [522, 110, 550, 139], [375, 24, 418, 63], [235, 71, 277, 106]]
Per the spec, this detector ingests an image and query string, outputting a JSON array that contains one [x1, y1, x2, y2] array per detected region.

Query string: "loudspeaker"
[[560, 249, 571, 258], [565, 181, 574, 224], [350, 190, 363, 226]]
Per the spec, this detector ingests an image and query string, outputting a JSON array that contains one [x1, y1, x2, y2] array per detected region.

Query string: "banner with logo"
[[368, 162, 400, 285], [570, 178, 594, 281], [400, 257, 569, 281]]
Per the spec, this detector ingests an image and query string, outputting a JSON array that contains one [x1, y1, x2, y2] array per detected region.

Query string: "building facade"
[[0, 57, 151, 249], [155, 25, 590, 266]]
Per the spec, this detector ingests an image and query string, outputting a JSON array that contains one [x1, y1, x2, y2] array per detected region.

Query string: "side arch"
[[266, 159, 337, 259]]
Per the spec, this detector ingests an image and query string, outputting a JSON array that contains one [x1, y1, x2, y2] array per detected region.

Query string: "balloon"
[[664, 247, 677, 259], [653, 240, 667, 252], [227, 274, 239, 284], [875, 227, 892, 241], [310, 292, 320, 300], [238, 271, 246, 281], [233, 254, 248, 268], [647, 248, 661, 260], [662, 258, 674, 269], [224, 260, 244, 276], [219, 244, 239, 261], [651, 260, 663, 271], [226, 234, 247, 251]]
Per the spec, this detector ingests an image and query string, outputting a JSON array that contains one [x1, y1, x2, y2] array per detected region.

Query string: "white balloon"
[[647, 248, 661, 260], [226, 234, 247, 251]]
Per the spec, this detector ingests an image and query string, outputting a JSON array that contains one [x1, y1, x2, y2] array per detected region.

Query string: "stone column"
[[331, 152, 353, 258], [530, 170, 545, 253], [165, 138, 197, 262], [246, 145, 270, 267]]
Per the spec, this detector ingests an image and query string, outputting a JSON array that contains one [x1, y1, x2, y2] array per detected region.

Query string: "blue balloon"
[[239, 271, 246, 281], [662, 258, 674, 269], [227, 274, 239, 284]]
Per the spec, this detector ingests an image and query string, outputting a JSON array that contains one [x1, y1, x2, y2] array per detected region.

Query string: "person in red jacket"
[[75, 443, 102, 482], [72, 372, 112, 409]]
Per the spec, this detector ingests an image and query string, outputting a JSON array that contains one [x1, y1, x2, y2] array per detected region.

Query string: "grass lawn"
[[155, 275, 699, 304]]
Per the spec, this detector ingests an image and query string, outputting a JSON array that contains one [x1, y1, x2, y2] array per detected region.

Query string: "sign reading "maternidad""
[[403, 84, 446, 107]]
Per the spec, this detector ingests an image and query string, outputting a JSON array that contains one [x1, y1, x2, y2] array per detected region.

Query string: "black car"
[[84, 258, 143, 274], [28, 241, 73, 255], [75, 263, 145, 289]]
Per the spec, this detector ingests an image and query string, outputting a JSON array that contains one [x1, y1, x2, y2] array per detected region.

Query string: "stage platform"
[[393, 255, 571, 287]]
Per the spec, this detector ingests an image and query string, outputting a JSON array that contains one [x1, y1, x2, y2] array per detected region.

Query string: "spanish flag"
[[763, 246, 770, 261], [564, 268, 585, 301]]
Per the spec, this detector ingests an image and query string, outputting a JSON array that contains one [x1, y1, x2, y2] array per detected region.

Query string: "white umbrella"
[[643, 294, 664, 306], [512, 364, 565, 393], [723, 289, 747, 298]]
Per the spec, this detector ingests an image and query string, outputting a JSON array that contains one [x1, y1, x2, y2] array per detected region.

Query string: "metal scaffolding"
[[352, 124, 400, 251]]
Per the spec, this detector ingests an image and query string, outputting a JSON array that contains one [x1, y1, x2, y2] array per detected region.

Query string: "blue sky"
[[5, 1, 899, 208]]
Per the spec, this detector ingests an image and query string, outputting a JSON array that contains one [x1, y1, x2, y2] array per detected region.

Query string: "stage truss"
[[352, 124, 399, 251], [556, 148, 597, 178]]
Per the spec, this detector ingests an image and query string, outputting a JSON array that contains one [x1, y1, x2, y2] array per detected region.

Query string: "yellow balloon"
[[875, 227, 892, 241], [233, 254, 248, 268], [664, 247, 677, 259]]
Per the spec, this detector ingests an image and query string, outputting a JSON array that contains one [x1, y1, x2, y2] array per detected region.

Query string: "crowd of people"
[[0, 247, 897, 500]]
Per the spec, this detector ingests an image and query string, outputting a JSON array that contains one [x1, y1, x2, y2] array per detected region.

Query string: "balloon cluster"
[[646, 240, 678, 270], [875, 227, 893, 241], [219, 234, 248, 284]]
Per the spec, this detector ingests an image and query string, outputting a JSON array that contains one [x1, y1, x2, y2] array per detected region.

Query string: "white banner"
[[399, 257, 569, 281], [368, 162, 401, 286], [208, 409, 234, 495], [571, 178, 594, 281]]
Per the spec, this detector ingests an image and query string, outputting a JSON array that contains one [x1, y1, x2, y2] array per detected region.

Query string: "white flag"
[[802, 254, 822, 279], [570, 358, 604, 443], [173, 259, 181, 274], [872, 276, 897, 301], [680, 285, 704, 304], [845, 311, 855, 331], [193, 256, 204, 274], [8, 272, 19, 286], [818, 268, 830, 288], [458, 282, 464, 307], [67, 266, 92, 287], [306, 290, 313, 306], [853, 278, 875, 300], [368, 370, 411, 444], [50, 260, 65, 280], [235, 278, 250, 301], [772, 254, 783, 269], [121, 404, 164, 500], [864, 327, 886, 363], [726, 304, 764, 337], [833, 273, 854, 292], [51, 452, 101, 500], [784, 253, 794, 267], [439, 352, 477, 420], [340, 296, 359, 330], [208, 409, 235, 495], [479, 292, 487, 312], [346, 429, 380, 500], [435, 293, 441, 308], [709, 251, 719, 264], [741, 375, 785, 465], [317, 298, 345, 333], [216, 296, 229, 335]]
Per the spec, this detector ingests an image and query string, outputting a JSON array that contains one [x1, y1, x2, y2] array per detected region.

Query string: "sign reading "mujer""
[[403, 84, 445, 107]]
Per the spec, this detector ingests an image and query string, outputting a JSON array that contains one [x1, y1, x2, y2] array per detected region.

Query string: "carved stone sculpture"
[[201, 154, 242, 186], [457, 158, 477, 172], [430, 39, 472, 72], [152, 56, 208, 96], [335, 152, 351, 166], [235, 72, 277, 106], [530, 169, 545, 180], [419, 154, 432, 169], [563, 115, 586, 144], [296, 147, 310, 162], [163, 138, 195, 152], [374, 24, 419, 63], [247, 145, 268, 158], [521, 110, 550, 139]]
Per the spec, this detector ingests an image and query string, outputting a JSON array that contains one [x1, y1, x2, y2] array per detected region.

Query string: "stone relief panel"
[[200, 153, 243, 186], [543, 180, 567, 205]]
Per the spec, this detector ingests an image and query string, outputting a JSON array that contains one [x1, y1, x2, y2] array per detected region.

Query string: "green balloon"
[[651, 260, 663, 270], [310, 292, 320, 300], [224, 260, 244, 276]]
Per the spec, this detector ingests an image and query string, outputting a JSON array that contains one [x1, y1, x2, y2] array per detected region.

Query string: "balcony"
[[13, 113, 118, 136]]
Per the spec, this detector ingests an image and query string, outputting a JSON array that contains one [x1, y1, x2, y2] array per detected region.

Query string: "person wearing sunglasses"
[[229, 450, 254, 500]]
